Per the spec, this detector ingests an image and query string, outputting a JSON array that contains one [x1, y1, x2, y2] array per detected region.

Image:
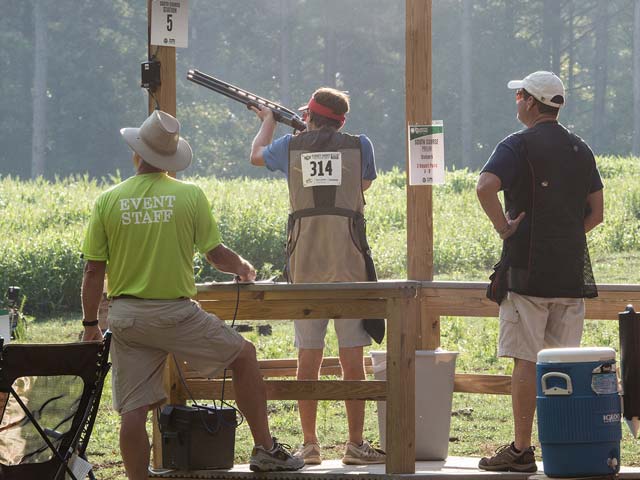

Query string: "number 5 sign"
[[151, 0, 189, 49]]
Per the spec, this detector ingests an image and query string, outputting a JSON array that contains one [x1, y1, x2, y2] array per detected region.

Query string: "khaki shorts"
[[294, 319, 371, 349], [498, 291, 584, 363], [108, 298, 245, 415]]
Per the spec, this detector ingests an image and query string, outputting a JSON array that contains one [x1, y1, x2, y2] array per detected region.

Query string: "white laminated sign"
[[301, 152, 342, 187], [408, 122, 445, 186], [151, 0, 189, 48]]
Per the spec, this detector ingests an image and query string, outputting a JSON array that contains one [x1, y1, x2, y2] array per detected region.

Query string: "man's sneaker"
[[342, 440, 386, 465], [478, 442, 537, 472], [250, 438, 305, 472], [294, 442, 322, 465]]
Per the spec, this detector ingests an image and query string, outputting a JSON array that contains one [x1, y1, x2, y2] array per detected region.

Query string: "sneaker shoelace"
[[494, 444, 513, 455], [272, 439, 293, 453]]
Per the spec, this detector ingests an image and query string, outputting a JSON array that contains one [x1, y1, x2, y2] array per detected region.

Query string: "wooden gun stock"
[[187, 69, 306, 132]]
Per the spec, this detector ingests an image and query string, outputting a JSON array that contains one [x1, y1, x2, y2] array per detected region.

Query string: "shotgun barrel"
[[187, 69, 306, 132]]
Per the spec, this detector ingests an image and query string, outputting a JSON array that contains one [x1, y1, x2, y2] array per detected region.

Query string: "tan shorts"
[[294, 319, 371, 349], [108, 298, 245, 415], [498, 291, 584, 363]]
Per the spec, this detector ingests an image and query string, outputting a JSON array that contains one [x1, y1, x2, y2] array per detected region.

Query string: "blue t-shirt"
[[263, 133, 377, 180], [482, 127, 603, 193]]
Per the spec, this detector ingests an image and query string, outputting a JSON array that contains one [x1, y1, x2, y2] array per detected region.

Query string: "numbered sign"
[[151, 0, 189, 48], [408, 122, 445, 185], [301, 152, 342, 187]]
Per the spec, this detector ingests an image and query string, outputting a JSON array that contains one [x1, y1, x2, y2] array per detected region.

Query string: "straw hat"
[[120, 110, 192, 171]]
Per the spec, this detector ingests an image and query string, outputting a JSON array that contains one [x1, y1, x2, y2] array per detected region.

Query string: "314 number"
[[309, 160, 333, 177]]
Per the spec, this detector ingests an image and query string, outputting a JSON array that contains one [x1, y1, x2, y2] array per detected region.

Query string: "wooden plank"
[[196, 280, 421, 297], [182, 353, 508, 394], [585, 288, 640, 319], [181, 379, 386, 402], [183, 357, 375, 379], [385, 295, 417, 473], [454, 374, 511, 395], [420, 300, 440, 350], [421, 282, 640, 320], [198, 299, 387, 320], [196, 284, 419, 302]]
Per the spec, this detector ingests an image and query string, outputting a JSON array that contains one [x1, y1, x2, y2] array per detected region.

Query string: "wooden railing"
[[154, 281, 420, 474], [153, 280, 640, 474]]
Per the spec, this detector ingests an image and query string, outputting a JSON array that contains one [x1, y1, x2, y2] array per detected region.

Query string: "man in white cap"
[[476, 71, 604, 472], [80, 110, 303, 478]]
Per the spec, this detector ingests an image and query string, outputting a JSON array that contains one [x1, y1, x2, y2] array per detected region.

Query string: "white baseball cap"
[[507, 71, 565, 108]]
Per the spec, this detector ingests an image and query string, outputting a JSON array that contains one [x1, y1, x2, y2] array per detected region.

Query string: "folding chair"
[[0, 332, 111, 480]]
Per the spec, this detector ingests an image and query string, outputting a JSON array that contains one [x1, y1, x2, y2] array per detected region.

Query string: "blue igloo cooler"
[[537, 347, 621, 477]]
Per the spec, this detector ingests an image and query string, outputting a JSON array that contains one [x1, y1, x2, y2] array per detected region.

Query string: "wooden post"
[[146, 1, 177, 179], [147, 0, 178, 466], [152, 356, 184, 468], [406, 0, 439, 350], [385, 295, 417, 474], [147, 0, 176, 117]]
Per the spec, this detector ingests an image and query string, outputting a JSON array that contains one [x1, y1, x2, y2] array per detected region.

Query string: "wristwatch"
[[82, 319, 99, 327]]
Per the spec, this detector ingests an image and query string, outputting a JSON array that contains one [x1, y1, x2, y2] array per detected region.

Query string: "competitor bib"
[[301, 152, 342, 187]]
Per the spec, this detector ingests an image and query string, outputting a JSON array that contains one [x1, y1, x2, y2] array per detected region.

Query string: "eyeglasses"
[[515, 89, 524, 100]]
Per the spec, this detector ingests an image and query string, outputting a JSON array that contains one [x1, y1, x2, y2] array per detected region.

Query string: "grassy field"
[[3, 156, 640, 478], [2, 155, 640, 314]]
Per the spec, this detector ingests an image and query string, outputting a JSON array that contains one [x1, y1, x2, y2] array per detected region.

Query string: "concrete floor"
[[149, 456, 640, 480]]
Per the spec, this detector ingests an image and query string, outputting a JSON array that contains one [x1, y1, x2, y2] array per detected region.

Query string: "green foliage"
[[11, 295, 28, 341], [1, 1, 638, 178], [1, 157, 639, 313], [596, 156, 640, 179]]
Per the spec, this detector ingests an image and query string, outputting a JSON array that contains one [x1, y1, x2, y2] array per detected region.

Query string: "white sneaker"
[[249, 438, 305, 472], [341, 440, 386, 465], [294, 442, 322, 465]]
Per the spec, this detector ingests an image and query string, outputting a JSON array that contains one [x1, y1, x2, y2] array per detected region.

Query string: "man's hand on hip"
[[498, 211, 526, 240]]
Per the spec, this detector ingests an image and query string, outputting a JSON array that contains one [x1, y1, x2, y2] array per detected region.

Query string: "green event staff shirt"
[[82, 173, 221, 299]]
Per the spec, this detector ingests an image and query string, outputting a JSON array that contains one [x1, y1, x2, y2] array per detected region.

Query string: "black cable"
[[148, 89, 161, 111], [219, 276, 241, 403], [144, 46, 161, 110], [166, 274, 245, 437], [149, 45, 160, 61]]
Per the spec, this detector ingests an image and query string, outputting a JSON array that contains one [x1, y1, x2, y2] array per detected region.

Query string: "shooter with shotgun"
[[249, 88, 385, 466]]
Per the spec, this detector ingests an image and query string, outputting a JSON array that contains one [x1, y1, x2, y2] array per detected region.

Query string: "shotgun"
[[187, 69, 306, 132]]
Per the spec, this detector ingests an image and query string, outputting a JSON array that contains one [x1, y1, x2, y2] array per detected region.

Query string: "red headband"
[[307, 98, 346, 126]]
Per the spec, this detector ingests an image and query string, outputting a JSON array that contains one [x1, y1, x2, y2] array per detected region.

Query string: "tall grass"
[[1, 156, 639, 313]]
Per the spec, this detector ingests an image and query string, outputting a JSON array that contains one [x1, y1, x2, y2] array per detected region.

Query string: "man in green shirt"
[[81, 111, 303, 478]]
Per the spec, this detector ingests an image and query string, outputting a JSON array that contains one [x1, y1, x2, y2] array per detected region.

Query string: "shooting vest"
[[505, 122, 598, 298], [286, 128, 372, 284]]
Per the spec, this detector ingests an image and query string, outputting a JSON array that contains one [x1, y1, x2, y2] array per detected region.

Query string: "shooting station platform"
[[148, 458, 640, 480], [149, 281, 640, 480]]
